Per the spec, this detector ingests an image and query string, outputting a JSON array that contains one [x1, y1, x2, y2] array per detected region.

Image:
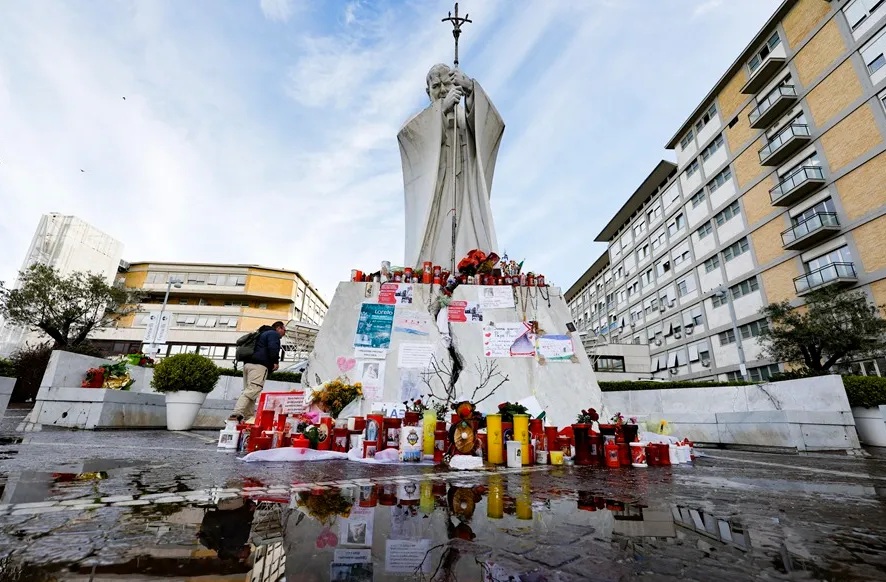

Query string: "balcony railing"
[[793, 262, 857, 295], [758, 123, 811, 165], [769, 165, 825, 206], [781, 212, 840, 250], [742, 52, 787, 94], [749, 85, 798, 129]]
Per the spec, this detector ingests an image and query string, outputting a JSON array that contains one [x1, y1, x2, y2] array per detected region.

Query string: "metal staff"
[[442, 3, 471, 274]]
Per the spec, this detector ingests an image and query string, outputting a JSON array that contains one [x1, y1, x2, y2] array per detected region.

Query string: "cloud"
[[693, 0, 724, 19], [260, 0, 297, 22], [0, 0, 783, 301]]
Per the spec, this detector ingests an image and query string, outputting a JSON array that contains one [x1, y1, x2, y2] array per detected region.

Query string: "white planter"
[[165, 391, 208, 431], [851, 406, 886, 447]]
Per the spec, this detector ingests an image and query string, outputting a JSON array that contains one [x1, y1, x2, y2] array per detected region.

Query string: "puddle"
[[0, 473, 883, 580], [0, 437, 23, 446]]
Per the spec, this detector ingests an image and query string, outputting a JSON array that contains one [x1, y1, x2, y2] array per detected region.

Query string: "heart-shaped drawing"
[[485, 352, 492, 356], [484, 333, 492, 337], [337, 357, 356, 372]]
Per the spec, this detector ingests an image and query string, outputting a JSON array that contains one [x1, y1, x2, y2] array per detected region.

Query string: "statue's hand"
[[442, 86, 463, 113], [449, 70, 473, 94]]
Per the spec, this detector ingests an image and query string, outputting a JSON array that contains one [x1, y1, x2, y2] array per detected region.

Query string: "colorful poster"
[[378, 283, 414, 305], [479, 286, 515, 309], [483, 323, 536, 358], [537, 335, 576, 361], [393, 309, 433, 336], [354, 304, 395, 349], [397, 343, 435, 369], [399, 368, 424, 403], [448, 300, 483, 323], [357, 360, 385, 400]]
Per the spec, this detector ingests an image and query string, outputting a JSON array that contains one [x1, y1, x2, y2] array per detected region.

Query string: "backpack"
[[234, 330, 262, 362]]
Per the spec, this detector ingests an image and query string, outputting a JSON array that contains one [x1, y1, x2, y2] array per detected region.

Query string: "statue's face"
[[426, 68, 451, 102]]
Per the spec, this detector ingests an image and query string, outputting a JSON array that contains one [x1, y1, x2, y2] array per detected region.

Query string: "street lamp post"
[[148, 277, 182, 356], [715, 285, 747, 381]]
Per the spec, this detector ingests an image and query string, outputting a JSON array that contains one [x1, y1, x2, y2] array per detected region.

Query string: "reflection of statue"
[[399, 63, 504, 268]]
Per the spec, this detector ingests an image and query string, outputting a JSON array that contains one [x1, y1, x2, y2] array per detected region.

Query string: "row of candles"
[[350, 262, 546, 287]]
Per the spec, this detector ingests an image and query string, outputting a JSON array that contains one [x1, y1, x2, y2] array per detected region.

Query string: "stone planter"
[[164, 391, 208, 431], [0, 377, 14, 419], [851, 406, 886, 447]]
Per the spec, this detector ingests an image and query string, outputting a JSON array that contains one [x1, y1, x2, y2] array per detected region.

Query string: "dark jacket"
[[250, 329, 281, 371]]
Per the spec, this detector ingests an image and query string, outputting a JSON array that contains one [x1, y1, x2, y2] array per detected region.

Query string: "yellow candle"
[[516, 474, 532, 520], [513, 414, 530, 465], [422, 410, 436, 456], [549, 450, 564, 465], [419, 480, 434, 515], [487, 474, 504, 519], [486, 414, 503, 465]]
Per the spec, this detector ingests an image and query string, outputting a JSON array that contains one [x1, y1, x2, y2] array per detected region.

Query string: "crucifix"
[[442, 2, 472, 273]]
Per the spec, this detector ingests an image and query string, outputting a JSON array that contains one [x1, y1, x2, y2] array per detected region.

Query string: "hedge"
[[0, 358, 14, 378], [217, 367, 302, 384], [598, 380, 756, 392], [843, 375, 886, 408]]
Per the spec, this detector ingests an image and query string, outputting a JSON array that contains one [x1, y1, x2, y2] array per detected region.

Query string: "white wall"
[[702, 145, 728, 178], [717, 214, 746, 244], [709, 178, 737, 211], [676, 138, 698, 169], [680, 169, 703, 197], [724, 250, 754, 281], [697, 116, 722, 148]]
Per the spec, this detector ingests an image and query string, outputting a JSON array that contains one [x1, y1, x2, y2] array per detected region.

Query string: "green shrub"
[[0, 357, 14, 378], [8, 343, 53, 402], [598, 380, 756, 392], [217, 368, 301, 383], [151, 354, 220, 394], [843, 375, 886, 408]]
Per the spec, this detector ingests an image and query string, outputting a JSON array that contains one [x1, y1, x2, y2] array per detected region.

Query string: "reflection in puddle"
[[0, 473, 882, 580]]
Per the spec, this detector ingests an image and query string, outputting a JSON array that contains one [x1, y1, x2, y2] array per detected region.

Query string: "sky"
[[0, 0, 782, 301]]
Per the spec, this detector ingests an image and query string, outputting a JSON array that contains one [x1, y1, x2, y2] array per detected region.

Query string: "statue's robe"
[[398, 83, 505, 269]]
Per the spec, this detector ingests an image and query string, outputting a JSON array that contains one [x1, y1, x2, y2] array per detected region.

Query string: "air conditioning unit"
[[685, 325, 694, 335], [668, 300, 675, 308], [701, 359, 711, 368], [654, 339, 662, 346], [659, 305, 666, 312], [674, 333, 682, 339], [669, 368, 679, 375]]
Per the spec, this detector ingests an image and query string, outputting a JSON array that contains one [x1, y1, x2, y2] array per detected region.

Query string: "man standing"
[[230, 321, 286, 422]]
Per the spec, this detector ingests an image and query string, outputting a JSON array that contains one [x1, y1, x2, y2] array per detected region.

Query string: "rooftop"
[[594, 160, 677, 243]]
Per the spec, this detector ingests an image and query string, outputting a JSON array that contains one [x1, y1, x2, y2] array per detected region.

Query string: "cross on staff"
[[441, 2, 472, 273], [442, 2, 472, 69]]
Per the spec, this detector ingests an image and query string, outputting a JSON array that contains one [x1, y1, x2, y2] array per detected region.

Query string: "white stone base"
[[448, 455, 484, 470], [0, 377, 13, 419], [852, 406, 886, 447], [602, 376, 861, 452], [305, 282, 603, 428]]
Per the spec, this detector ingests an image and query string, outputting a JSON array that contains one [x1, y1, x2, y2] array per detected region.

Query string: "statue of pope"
[[398, 64, 504, 269]]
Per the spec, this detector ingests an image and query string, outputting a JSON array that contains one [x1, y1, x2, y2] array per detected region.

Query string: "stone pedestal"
[[305, 282, 603, 428]]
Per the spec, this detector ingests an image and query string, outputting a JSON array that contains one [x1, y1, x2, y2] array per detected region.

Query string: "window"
[[637, 244, 650, 261], [691, 309, 704, 327], [748, 31, 781, 73], [647, 201, 663, 222], [258, 303, 268, 309], [641, 268, 654, 286], [845, 0, 886, 30], [690, 190, 706, 208], [651, 229, 666, 251], [739, 319, 769, 340], [793, 198, 836, 226], [679, 130, 694, 149], [696, 221, 713, 239], [673, 249, 691, 267], [686, 160, 700, 177], [628, 280, 639, 296], [701, 134, 725, 161], [714, 200, 741, 226], [178, 299, 189, 305], [712, 292, 727, 308], [718, 329, 737, 345], [723, 237, 750, 261], [667, 214, 686, 237], [677, 276, 697, 297], [595, 356, 626, 373], [748, 364, 780, 381], [725, 370, 744, 381], [655, 259, 671, 276], [805, 245, 853, 273], [695, 103, 717, 132], [633, 221, 647, 238], [663, 185, 681, 209], [868, 52, 886, 75], [707, 166, 733, 194], [704, 255, 720, 273], [146, 272, 167, 284], [731, 276, 760, 299]]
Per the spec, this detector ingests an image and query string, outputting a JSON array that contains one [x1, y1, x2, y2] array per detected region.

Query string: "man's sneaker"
[[228, 414, 243, 422]]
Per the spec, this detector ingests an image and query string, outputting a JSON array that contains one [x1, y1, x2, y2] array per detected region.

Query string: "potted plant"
[[151, 353, 220, 431], [573, 408, 599, 465], [310, 378, 362, 419], [845, 375, 886, 446]]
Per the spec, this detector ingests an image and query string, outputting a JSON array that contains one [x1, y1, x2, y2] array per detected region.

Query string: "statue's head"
[[426, 63, 451, 102]]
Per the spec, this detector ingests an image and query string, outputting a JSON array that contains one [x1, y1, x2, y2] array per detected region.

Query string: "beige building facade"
[[568, 0, 886, 381]]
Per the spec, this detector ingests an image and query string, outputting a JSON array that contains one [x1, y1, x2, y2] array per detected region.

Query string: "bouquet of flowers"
[[310, 378, 362, 418], [296, 489, 353, 525], [497, 401, 529, 423], [576, 407, 599, 425]]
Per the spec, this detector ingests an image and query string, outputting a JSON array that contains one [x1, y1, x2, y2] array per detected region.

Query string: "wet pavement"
[[1, 406, 886, 581]]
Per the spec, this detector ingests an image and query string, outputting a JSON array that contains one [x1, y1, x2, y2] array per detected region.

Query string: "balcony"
[[749, 85, 798, 129], [742, 54, 787, 94], [781, 212, 840, 250], [769, 166, 825, 206], [758, 123, 812, 166], [793, 262, 857, 295]]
